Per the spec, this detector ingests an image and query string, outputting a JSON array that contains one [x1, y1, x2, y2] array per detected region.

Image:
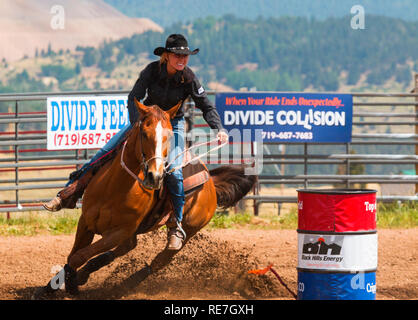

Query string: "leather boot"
[[43, 196, 63, 212], [166, 222, 186, 251], [43, 170, 93, 212]]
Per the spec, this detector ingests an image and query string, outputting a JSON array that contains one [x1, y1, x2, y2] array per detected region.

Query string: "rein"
[[120, 139, 151, 190], [164, 138, 228, 174], [120, 132, 227, 188]]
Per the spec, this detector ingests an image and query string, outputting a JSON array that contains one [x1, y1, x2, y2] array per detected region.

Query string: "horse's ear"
[[134, 98, 148, 121], [165, 100, 183, 119]]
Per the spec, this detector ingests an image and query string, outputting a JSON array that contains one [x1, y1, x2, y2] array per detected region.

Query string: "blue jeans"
[[69, 118, 186, 223], [67, 123, 133, 186], [165, 117, 185, 223]]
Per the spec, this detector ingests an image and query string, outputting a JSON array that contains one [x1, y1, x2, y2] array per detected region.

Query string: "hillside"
[[0, 14, 416, 176], [65, 15, 418, 92], [104, 0, 418, 26], [0, 0, 163, 62], [1, 14, 417, 95]]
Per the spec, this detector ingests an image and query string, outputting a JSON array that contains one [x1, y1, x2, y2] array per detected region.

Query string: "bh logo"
[[302, 236, 342, 255]]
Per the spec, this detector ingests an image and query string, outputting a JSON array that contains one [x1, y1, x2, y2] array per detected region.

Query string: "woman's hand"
[[217, 130, 229, 144]]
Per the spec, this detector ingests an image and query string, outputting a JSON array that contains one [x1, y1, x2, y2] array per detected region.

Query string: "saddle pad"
[[136, 151, 210, 234], [182, 151, 210, 194], [184, 170, 209, 194]]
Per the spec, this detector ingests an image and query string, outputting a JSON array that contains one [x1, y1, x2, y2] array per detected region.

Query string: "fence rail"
[[0, 87, 417, 214]]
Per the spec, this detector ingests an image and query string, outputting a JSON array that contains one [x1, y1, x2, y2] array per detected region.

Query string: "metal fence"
[[0, 87, 417, 214]]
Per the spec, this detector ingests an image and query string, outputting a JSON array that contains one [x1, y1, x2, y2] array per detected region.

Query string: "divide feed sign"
[[215, 92, 353, 143], [47, 95, 129, 150]]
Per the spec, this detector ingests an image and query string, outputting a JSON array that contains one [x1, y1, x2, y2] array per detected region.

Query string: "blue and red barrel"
[[296, 189, 377, 300]]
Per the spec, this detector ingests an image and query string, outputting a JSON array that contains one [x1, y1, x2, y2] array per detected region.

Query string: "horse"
[[34, 99, 256, 298]]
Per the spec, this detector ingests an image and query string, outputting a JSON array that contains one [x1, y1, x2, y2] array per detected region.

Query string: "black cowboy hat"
[[153, 34, 199, 56]]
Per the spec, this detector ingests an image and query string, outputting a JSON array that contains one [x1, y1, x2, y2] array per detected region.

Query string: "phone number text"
[[52, 132, 117, 147], [262, 131, 313, 140]]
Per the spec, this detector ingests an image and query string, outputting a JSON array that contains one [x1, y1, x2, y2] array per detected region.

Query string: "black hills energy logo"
[[301, 235, 344, 264]]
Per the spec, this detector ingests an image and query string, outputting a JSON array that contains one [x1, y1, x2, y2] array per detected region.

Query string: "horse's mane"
[[144, 105, 169, 122]]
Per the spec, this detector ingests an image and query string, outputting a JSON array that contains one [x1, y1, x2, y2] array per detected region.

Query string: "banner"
[[47, 95, 128, 150], [215, 92, 353, 143]]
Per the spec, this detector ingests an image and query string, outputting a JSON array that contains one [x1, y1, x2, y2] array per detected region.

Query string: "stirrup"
[[43, 196, 62, 212]]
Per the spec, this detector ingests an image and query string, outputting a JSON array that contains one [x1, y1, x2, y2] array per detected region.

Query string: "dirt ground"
[[0, 227, 416, 300]]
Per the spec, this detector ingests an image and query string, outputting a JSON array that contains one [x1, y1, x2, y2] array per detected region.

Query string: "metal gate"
[[0, 86, 417, 214]]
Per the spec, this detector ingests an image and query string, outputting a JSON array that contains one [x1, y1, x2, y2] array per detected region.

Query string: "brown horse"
[[34, 99, 255, 298]]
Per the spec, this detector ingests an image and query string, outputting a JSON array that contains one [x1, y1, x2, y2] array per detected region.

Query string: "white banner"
[[47, 95, 129, 150], [298, 233, 378, 272]]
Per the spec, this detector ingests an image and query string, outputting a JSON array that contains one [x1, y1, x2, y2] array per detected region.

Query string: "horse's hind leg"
[[149, 182, 216, 274], [76, 234, 137, 286], [110, 226, 199, 295], [149, 226, 198, 273]]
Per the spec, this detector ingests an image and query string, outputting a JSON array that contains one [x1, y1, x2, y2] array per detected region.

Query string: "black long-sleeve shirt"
[[127, 61, 224, 131]]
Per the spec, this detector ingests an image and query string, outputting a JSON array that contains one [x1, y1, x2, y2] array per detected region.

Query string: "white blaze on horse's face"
[[155, 121, 163, 176], [144, 120, 167, 189]]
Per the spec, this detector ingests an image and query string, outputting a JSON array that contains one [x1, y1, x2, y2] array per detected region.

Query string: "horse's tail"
[[209, 165, 256, 209]]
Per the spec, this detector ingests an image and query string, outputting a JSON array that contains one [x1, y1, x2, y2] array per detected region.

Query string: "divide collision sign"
[[215, 92, 353, 143]]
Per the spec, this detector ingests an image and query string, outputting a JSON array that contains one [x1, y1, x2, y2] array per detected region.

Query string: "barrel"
[[296, 189, 377, 300]]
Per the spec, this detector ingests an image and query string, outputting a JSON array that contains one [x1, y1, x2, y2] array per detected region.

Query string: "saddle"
[[135, 151, 210, 234], [180, 151, 210, 196]]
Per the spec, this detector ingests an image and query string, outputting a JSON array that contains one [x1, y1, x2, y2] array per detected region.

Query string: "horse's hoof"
[[64, 264, 79, 295], [65, 285, 79, 295], [65, 284, 79, 295]]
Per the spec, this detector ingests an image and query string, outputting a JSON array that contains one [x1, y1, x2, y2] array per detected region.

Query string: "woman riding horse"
[[43, 34, 229, 251]]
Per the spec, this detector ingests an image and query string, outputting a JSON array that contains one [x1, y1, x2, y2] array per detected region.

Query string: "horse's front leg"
[[32, 214, 94, 299], [76, 234, 137, 286], [64, 226, 136, 294]]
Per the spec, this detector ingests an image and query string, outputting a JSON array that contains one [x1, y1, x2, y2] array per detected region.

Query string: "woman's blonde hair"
[[159, 52, 169, 65]]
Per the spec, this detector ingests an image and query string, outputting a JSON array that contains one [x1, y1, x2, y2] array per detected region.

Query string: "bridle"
[[120, 121, 167, 190]]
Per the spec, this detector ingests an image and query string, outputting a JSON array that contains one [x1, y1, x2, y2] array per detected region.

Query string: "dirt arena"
[[0, 227, 416, 300]]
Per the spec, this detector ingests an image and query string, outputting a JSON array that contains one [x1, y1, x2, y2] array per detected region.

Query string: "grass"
[[0, 210, 80, 236], [207, 207, 298, 230], [0, 201, 415, 236], [376, 201, 417, 229]]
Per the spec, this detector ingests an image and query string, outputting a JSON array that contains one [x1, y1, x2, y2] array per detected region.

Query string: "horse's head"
[[134, 98, 182, 189]]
